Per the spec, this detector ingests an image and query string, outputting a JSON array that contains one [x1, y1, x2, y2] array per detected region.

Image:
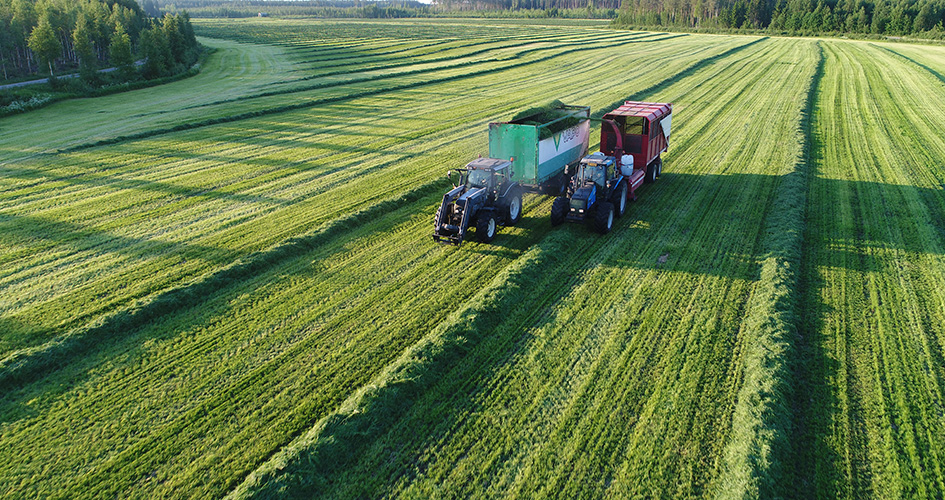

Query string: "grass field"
[[1, 18, 944, 499]]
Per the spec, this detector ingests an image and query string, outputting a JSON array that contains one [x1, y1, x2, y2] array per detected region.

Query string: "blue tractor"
[[549, 152, 630, 234]]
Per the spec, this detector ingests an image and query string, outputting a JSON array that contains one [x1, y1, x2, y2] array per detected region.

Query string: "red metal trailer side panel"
[[601, 101, 672, 171]]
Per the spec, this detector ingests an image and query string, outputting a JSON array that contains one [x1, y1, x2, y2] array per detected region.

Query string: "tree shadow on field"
[[3, 164, 292, 207], [789, 169, 945, 499], [0, 212, 241, 265]]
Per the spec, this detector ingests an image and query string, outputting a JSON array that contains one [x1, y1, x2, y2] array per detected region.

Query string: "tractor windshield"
[[579, 164, 606, 187], [467, 169, 492, 189]]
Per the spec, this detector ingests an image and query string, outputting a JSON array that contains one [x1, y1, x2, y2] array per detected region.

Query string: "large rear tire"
[[475, 213, 497, 243], [551, 197, 569, 226], [612, 183, 627, 218], [644, 161, 656, 184], [503, 188, 523, 226], [594, 201, 615, 234]]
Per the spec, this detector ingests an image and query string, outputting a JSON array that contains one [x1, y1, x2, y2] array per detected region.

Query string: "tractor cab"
[[452, 158, 513, 202], [575, 152, 614, 189], [569, 153, 615, 213]]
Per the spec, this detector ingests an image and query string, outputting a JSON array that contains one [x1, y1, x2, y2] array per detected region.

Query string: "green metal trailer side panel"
[[536, 137, 588, 177], [535, 120, 590, 183], [488, 105, 590, 187], [489, 124, 539, 183]]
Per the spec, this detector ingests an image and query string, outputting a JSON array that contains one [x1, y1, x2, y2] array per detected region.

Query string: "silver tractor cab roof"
[[580, 152, 613, 166], [465, 157, 513, 171]]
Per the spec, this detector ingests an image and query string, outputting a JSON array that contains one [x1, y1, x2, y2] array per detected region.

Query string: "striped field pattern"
[[1, 19, 943, 499]]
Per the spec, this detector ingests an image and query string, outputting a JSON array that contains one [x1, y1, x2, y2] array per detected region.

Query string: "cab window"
[[581, 165, 606, 187], [467, 169, 491, 189]]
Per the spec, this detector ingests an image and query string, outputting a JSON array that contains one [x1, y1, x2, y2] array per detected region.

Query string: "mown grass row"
[[49, 32, 672, 155], [0, 37, 304, 162], [0, 177, 441, 391], [714, 41, 823, 499], [192, 17, 610, 47], [183, 31, 664, 110], [273, 32, 664, 87], [0, 28, 737, 362], [0, 25, 757, 498], [793, 40, 945, 499], [228, 37, 821, 499], [0, 31, 748, 359]]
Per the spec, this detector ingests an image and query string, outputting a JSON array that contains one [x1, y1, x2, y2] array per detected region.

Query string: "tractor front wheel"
[[612, 183, 627, 218], [476, 213, 497, 243], [594, 201, 615, 234], [551, 197, 569, 226], [504, 189, 523, 226]]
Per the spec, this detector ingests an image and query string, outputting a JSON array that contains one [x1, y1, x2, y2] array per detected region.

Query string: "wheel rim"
[[607, 210, 613, 229], [509, 197, 521, 220], [619, 187, 626, 213], [488, 218, 496, 237]]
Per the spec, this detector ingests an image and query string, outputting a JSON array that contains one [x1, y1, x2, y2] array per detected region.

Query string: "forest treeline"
[[150, 0, 945, 36], [154, 0, 618, 19], [0, 0, 201, 82], [613, 0, 945, 35]]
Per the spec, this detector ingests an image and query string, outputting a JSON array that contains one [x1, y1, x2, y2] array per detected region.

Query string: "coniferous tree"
[[73, 12, 96, 78], [109, 22, 134, 80], [27, 11, 58, 78]]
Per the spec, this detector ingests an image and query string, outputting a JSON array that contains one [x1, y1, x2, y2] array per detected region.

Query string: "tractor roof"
[[580, 152, 613, 165], [466, 157, 511, 170], [603, 101, 672, 122]]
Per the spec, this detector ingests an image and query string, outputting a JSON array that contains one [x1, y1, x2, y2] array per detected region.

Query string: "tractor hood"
[[570, 183, 596, 211], [458, 187, 486, 204]]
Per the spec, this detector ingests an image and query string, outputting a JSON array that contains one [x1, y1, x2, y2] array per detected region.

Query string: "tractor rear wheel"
[[504, 189, 523, 226], [612, 183, 627, 218], [594, 201, 615, 234], [476, 213, 497, 243], [551, 197, 569, 226]]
